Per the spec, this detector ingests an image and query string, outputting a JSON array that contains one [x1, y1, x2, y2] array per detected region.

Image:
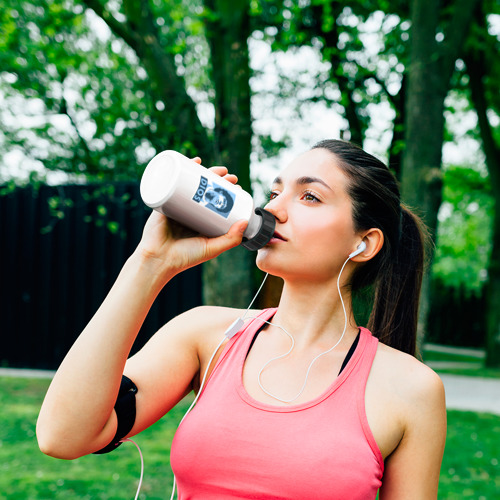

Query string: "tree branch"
[[80, 0, 138, 49], [80, 0, 211, 160]]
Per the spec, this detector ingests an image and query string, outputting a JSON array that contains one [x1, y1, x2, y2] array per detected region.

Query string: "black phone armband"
[[94, 375, 138, 454]]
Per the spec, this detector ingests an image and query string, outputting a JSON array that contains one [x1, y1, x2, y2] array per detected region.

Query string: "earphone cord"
[[169, 334, 226, 500], [169, 272, 269, 500], [241, 272, 269, 321], [120, 438, 144, 500], [167, 257, 354, 495], [256, 255, 351, 403]]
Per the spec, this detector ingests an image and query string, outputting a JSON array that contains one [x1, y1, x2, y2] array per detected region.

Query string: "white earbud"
[[349, 241, 367, 259]]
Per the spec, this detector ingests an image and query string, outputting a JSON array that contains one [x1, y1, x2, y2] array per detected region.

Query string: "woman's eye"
[[303, 192, 319, 202], [269, 191, 279, 200]]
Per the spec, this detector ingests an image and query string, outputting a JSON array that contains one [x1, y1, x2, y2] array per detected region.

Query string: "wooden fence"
[[0, 183, 202, 370]]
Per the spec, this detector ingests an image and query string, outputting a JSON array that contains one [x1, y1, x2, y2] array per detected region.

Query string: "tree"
[[0, 0, 256, 306], [400, 0, 482, 344], [0, 0, 210, 179], [463, 1, 500, 366], [199, 0, 255, 305]]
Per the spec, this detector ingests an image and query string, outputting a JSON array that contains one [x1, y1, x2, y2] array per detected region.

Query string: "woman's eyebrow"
[[296, 176, 332, 191], [271, 175, 332, 191]]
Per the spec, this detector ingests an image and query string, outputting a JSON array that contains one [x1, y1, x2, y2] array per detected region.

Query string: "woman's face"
[[256, 148, 359, 283]]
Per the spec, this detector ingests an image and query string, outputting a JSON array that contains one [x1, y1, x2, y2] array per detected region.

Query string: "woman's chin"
[[256, 251, 281, 275]]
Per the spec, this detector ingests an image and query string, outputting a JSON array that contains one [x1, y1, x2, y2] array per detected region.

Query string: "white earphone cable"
[[170, 272, 269, 499], [241, 272, 269, 320], [120, 438, 144, 500], [169, 332, 227, 500], [256, 255, 352, 403]]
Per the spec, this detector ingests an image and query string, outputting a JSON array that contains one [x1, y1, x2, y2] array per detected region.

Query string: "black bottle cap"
[[241, 207, 276, 251]]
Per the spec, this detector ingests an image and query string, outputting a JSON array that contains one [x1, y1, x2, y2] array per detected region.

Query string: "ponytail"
[[367, 206, 429, 355], [312, 139, 430, 356]]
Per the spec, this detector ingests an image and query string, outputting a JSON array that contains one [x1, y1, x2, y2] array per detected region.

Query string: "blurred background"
[[0, 0, 499, 498]]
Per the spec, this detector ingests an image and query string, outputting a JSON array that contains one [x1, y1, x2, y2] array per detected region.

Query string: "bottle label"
[[192, 176, 235, 219]]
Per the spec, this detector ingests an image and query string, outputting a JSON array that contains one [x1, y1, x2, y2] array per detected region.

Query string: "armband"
[[94, 375, 138, 454]]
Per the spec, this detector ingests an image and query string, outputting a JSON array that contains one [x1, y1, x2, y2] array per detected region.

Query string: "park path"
[[1, 367, 499, 415], [438, 373, 500, 415]]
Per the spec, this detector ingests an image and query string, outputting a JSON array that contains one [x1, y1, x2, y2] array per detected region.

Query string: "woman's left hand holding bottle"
[[135, 157, 248, 282]]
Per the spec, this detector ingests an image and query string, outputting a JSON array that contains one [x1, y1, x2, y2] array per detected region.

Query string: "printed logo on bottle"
[[193, 176, 235, 218]]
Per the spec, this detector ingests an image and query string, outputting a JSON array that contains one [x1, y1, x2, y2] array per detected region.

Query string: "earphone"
[[349, 240, 366, 259]]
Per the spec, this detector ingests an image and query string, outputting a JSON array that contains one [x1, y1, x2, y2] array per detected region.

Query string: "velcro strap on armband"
[[94, 375, 138, 454]]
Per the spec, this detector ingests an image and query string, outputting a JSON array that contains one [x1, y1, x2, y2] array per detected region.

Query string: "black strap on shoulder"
[[94, 375, 138, 455], [338, 330, 360, 375]]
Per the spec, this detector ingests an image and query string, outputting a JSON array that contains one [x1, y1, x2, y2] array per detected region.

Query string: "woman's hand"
[[135, 157, 248, 277]]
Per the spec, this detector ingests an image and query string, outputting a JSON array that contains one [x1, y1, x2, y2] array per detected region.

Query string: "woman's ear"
[[350, 228, 384, 262]]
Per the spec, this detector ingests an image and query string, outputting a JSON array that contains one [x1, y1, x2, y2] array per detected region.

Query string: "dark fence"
[[427, 279, 486, 348], [0, 183, 202, 370]]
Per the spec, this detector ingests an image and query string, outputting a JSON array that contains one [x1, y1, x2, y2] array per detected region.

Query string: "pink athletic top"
[[171, 308, 384, 499]]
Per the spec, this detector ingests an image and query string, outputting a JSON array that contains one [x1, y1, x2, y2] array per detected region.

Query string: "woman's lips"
[[269, 231, 287, 243]]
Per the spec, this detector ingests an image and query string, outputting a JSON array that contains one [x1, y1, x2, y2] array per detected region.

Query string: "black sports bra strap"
[[338, 330, 361, 375], [247, 322, 361, 377]]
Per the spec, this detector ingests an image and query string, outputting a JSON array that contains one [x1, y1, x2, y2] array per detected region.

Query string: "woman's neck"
[[271, 278, 359, 349]]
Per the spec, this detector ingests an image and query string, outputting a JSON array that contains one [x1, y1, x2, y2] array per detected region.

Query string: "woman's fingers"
[[208, 166, 239, 185], [189, 159, 239, 185], [201, 220, 248, 260]]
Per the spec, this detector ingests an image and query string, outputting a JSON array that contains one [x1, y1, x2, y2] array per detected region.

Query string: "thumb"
[[204, 220, 248, 258]]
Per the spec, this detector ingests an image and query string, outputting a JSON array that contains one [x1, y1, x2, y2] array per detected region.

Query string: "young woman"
[[37, 139, 447, 499]]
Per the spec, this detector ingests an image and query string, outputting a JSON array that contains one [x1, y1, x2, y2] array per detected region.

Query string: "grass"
[[423, 350, 483, 364], [0, 377, 183, 499], [442, 411, 500, 499], [1, 376, 499, 499], [423, 345, 500, 379]]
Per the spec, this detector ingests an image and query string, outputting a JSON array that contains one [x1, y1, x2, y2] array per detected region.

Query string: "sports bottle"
[[140, 150, 275, 250]]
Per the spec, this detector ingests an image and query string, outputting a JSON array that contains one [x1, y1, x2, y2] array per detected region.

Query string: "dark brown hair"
[[312, 139, 428, 356]]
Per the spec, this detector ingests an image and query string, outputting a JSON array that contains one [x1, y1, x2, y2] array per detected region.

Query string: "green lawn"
[[423, 346, 500, 379], [1, 376, 499, 499]]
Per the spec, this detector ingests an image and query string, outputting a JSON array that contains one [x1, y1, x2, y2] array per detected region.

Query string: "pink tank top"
[[171, 308, 384, 499]]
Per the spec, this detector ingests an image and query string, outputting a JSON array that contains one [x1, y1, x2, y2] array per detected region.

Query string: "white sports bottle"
[[140, 150, 276, 250]]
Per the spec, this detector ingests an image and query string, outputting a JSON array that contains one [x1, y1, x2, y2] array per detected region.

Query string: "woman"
[[37, 139, 447, 499]]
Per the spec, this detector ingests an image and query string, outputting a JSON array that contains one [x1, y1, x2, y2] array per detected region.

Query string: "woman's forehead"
[[275, 148, 349, 188]]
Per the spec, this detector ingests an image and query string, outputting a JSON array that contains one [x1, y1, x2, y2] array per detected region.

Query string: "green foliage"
[[250, 1, 411, 146], [254, 133, 290, 162], [0, 0, 146, 179], [433, 165, 493, 294], [0, 0, 212, 183]]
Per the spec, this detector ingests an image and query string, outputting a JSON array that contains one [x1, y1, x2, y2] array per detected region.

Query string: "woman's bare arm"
[[37, 251, 174, 458], [379, 365, 447, 499], [37, 167, 247, 459]]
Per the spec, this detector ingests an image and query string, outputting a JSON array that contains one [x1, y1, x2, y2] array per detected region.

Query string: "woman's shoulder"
[[171, 305, 265, 341], [175, 306, 267, 379], [179, 305, 264, 325], [372, 341, 445, 411]]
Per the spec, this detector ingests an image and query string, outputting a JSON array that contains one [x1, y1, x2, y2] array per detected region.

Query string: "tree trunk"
[[402, 0, 481, 346], [84, 0, 256, 307], [388, 74, 406, 181], [465, 36, 500, 367], [202, 0, 254, 307], [402, 0, 444, 348]]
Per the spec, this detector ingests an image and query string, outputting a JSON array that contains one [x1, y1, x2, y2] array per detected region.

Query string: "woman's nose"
[[264, 196, 287, 223]]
